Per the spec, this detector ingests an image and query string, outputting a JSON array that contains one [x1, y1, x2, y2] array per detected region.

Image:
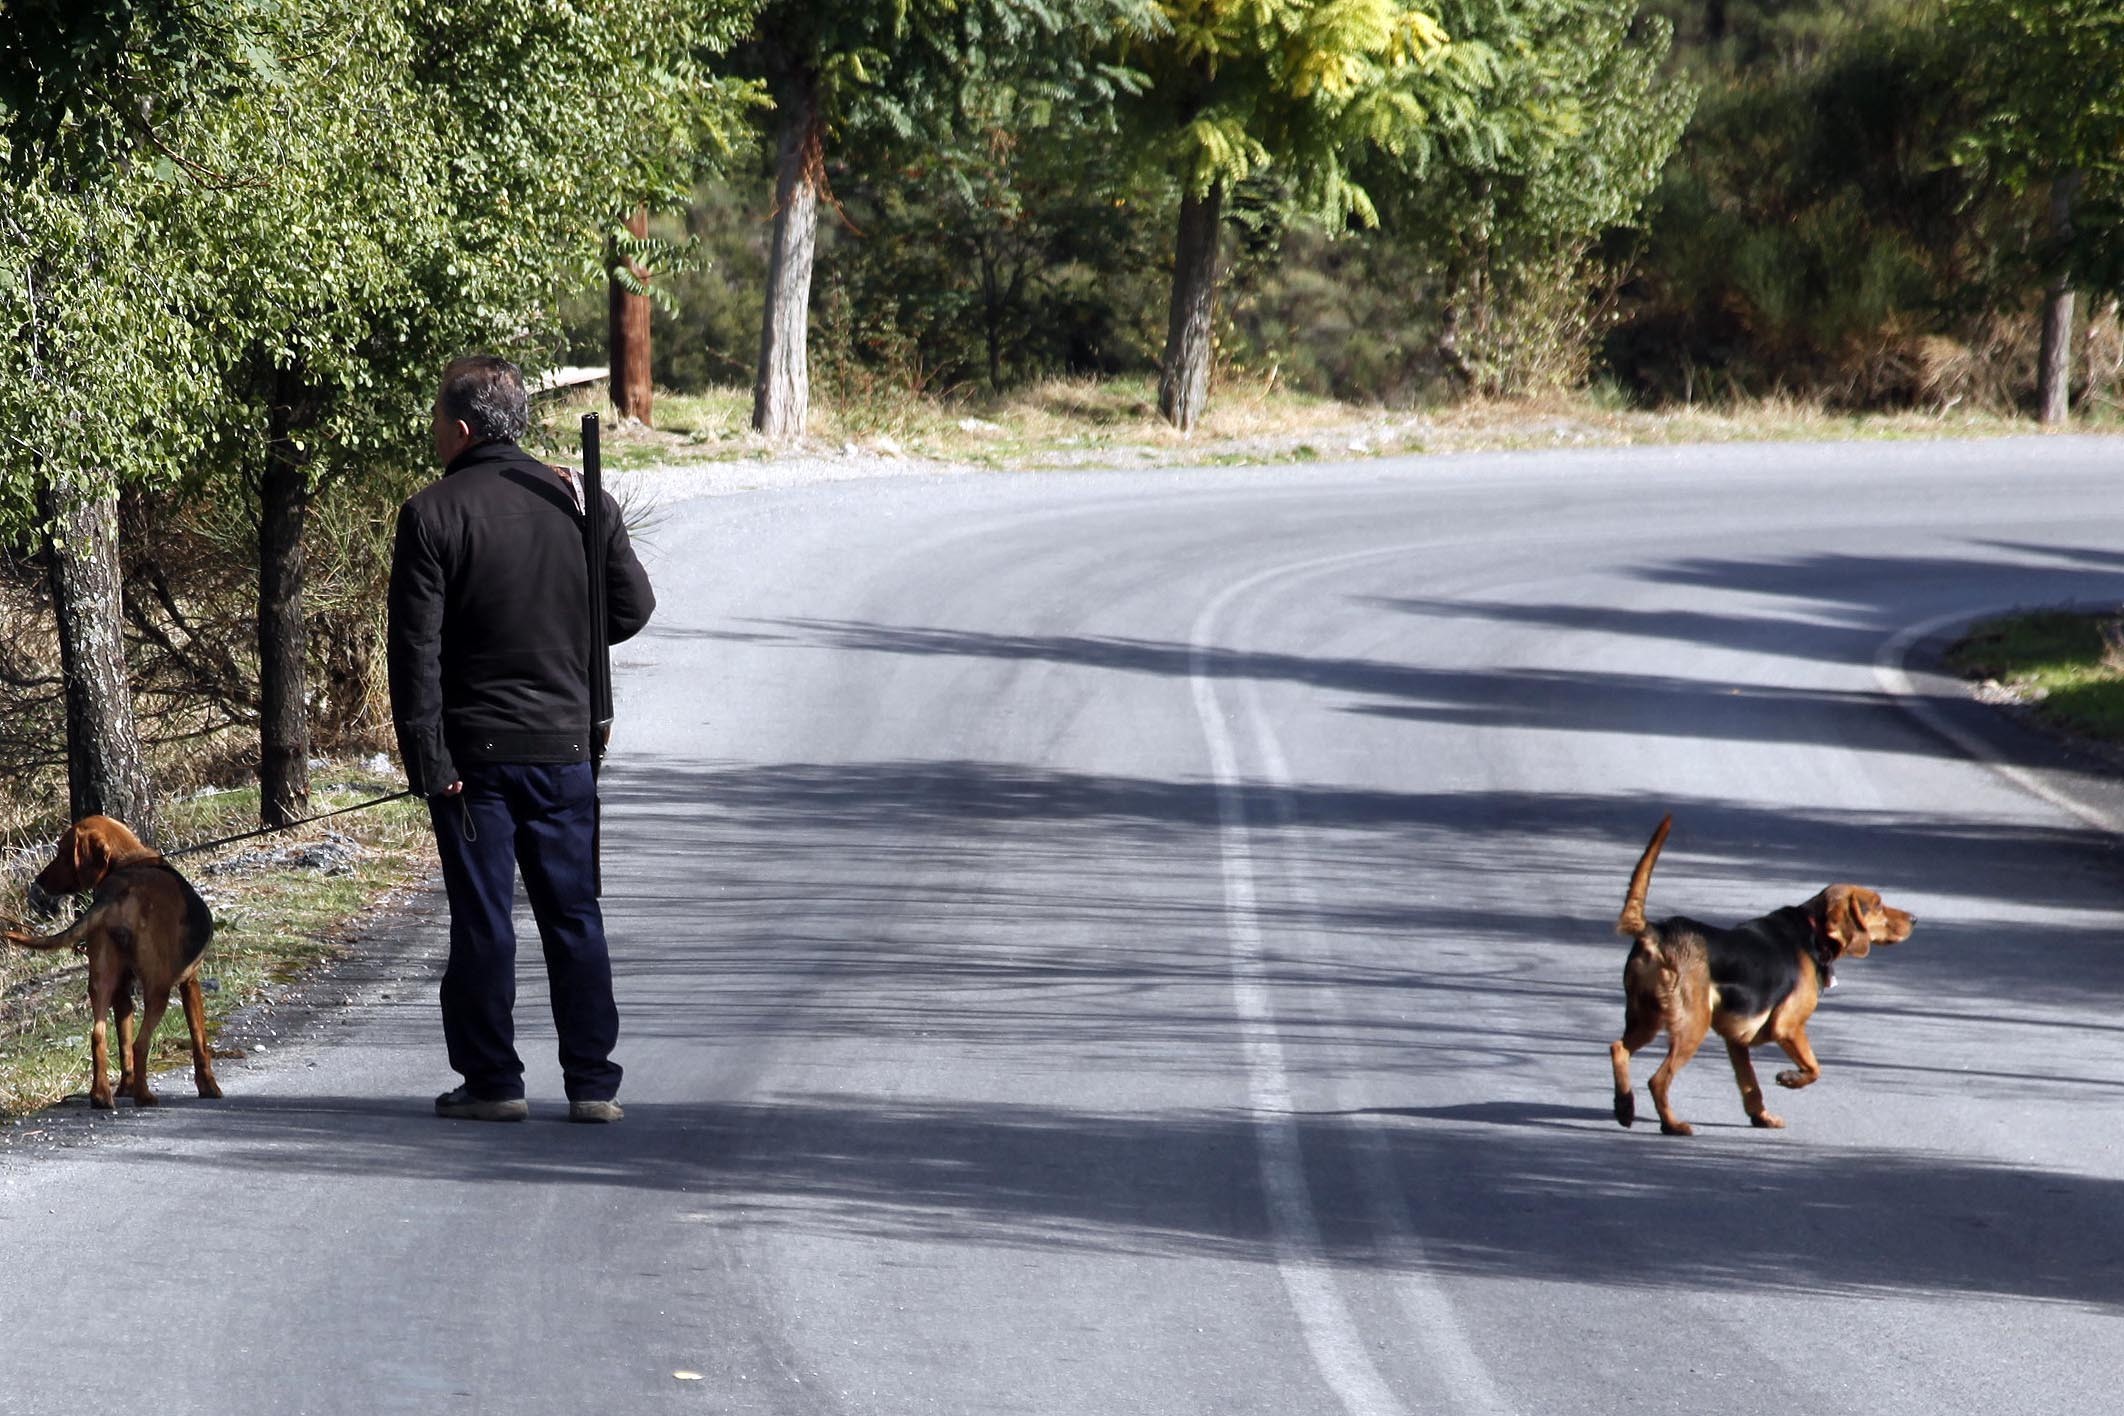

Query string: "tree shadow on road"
[[597, 757, 2124, 1022], [119, 1088, 2124, 1311]]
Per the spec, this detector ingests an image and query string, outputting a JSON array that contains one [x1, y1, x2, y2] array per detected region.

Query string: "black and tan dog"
[[1609, 814, 1913, 1135], [6, 815, 221, 1109]]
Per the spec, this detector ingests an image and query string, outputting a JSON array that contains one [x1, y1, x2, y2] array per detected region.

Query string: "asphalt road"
[[4, 436, 2124, 1414]]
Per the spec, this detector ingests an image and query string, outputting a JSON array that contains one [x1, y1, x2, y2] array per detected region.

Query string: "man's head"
[[433, 355, 530, 465]]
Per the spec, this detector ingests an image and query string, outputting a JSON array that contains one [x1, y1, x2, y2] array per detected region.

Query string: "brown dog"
[[6, 815, 221, 1109], [1608, 815, 1913, 1135]]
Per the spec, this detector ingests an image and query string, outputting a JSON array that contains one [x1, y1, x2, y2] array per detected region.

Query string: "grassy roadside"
[[0, 764, 433, 1116], [1943, 609, 2124, 742], [535, 375, 2115, 475]]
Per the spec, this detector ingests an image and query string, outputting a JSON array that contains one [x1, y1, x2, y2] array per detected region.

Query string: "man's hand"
[[439, 781, 463, 796]]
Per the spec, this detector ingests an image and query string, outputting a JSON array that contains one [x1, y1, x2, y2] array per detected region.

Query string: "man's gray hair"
[[439, 355, 530, 443]]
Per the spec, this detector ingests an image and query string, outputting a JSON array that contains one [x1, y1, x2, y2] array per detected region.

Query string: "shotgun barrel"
[[581, 413, 611, 894]]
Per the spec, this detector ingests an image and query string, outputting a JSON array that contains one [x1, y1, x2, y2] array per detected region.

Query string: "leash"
[[163, 788, 417, 860]]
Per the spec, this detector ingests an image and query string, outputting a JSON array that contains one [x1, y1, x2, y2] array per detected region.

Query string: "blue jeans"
[[428, 761, 621, 1102]]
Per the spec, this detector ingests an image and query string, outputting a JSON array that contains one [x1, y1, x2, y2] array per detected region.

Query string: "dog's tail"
[[3, 909, 94, 952], [1615, 814, 1673, 938], [4, 924, 77, 951]]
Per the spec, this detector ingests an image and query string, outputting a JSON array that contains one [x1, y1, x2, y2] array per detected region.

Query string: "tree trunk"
[[257, 373, 316, 829], [609, 204, 654, 426], [981, 244, 1005, 394], [2037, 170, 2083, 426], [753, 74, 821, 442], [1437, 296, 1474, 398], [40, 469, 157, 843], [1158, 180, 1224, 432]]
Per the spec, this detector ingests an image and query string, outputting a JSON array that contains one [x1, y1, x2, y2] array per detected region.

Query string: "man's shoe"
[[567, 1098, 623, 1124], [435, 1086, 528, 1122]]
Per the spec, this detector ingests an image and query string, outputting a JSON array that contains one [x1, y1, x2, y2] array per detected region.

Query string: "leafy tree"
[[1120, 0, 1500, 429], [201, 0, 751, 824], [1609, 7, 2022, 407], [1949, 0, 2124, 422], [600, 21, 758, 428], [738, 0, 1147, 440], [0, 0, 255, 177], [1641, 0, 1916, 70], [3, 0, 753, 829], [1369, 0, 1690, 395], [803, 44, 1169, 395], [0, 0, 265, 839]]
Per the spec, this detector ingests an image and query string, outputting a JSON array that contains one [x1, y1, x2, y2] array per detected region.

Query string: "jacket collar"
[[443, 439, 519, 476]]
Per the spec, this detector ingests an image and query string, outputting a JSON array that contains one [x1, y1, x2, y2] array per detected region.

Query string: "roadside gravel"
[[607, 448, 966, 510]]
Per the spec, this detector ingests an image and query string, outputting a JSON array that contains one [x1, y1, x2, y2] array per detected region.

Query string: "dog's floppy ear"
[[30, 823, 85, 896], [1825, 887, 1873, 958], [67, 820, 113, 891]]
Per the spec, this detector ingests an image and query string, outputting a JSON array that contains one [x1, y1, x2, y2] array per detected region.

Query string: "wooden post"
[[609, 204, 654, 427]]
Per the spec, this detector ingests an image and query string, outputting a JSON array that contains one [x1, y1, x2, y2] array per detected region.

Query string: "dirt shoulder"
[[560, 380, 2112, 482]]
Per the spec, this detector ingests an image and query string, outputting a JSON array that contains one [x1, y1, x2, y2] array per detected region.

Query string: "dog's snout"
[[25, 881, 56, 916]]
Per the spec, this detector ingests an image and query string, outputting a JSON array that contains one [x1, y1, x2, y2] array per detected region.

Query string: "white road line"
[[1242, 685, 1517, 1416], [1187, 546, 1509, 1416]]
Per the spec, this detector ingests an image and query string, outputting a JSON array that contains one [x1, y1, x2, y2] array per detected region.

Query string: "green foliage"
[[1608, 3, 2033, 405], [1121, 0, 1473, 225], [715, 0, 1156, 424], [741, 0, 1150, 143], [1218, 216, 1445, 402], [0, 0, 758, 782], [1949, 0, 2124, 189], [1948, 0, 2124, 292], [814, 131, 1173, 394], [0, 0, 261, 176], [635, 0, 1694, 408], [0, 132, 224, 532], [1640, 0, 1920, 71], [788, 6, 1177, 396], [1365, 0, 1690, 394], [0, 0, 758, 520]]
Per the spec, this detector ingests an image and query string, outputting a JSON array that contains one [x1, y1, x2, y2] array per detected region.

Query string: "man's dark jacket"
[[387, 439, 655, 796]]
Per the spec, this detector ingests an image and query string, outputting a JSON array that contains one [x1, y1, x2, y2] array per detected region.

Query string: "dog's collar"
[[1801, 907, 1839, 989]]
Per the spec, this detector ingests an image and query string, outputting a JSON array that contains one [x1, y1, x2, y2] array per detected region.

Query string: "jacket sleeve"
[[385, 504, 459, 795], [601, 491, 656, 645]]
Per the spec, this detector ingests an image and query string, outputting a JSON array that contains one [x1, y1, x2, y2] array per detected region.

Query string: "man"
[[387, 355, 655, 1123]]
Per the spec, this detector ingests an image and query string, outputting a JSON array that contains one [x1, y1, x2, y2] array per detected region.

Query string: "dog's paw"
[[195, 1075, 222, 1100], [1750, 1111, 1785, 1129], [1659, 1119, 1694, 1137], [1614, 1091, 1635, 1127]]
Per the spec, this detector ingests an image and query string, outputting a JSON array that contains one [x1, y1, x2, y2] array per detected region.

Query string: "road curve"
[[3, 436, 2123, 1415]]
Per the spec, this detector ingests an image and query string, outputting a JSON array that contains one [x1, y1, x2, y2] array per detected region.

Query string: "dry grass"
[[527, 374, 2104, 478], [0, 763, 433, 1117]]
